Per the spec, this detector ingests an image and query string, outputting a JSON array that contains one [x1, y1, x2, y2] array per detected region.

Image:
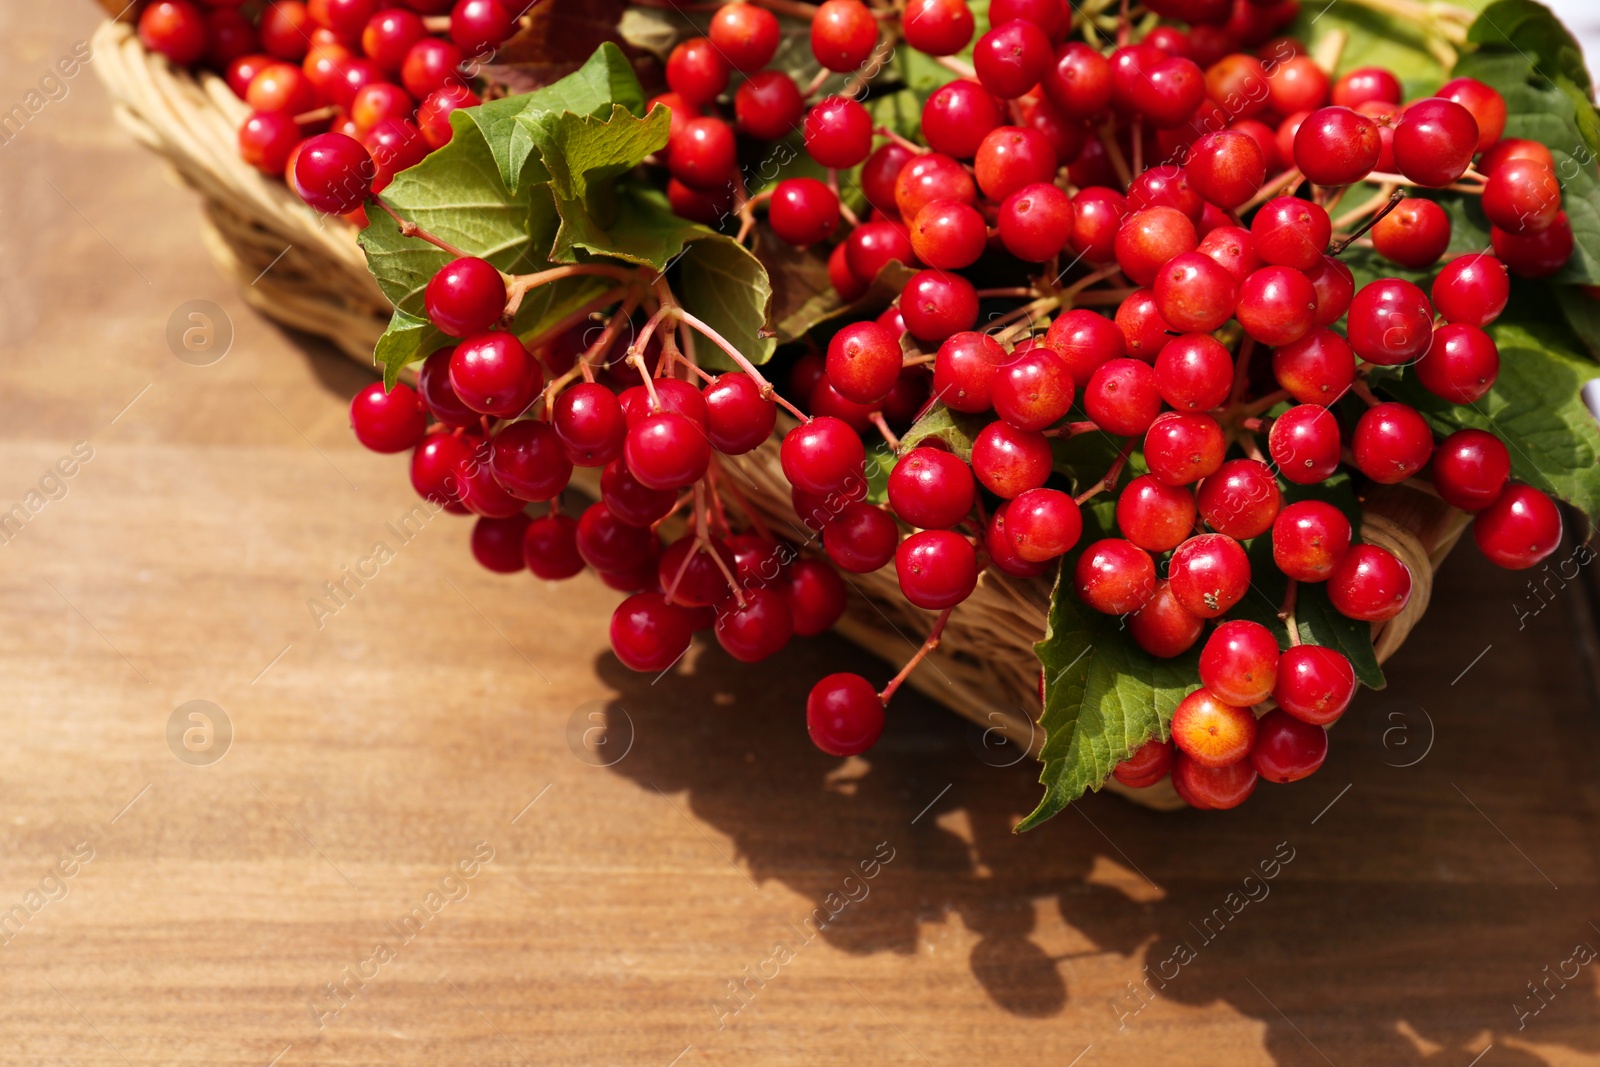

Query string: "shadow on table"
[[593, 545, 1600, 1066]]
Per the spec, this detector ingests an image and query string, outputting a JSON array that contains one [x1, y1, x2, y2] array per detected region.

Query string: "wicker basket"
[[94, 18, 1472, 809]]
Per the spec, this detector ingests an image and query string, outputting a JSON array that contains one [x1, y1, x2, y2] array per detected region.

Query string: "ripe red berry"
[[1251, 197, 1331, 272], [1129, 578, 1205, 657], [1416, 323, 1499, 404], [1271, 499, 1351, 582], [1372, 198, 1453, 269], [824, 502, 900, 573], [901, 271, 980, 342], [1067, 185, 1129, 263], [887, 446, 976, 530], [811, 0, 879, 72], [1007, 488, 1083, 562], [804, 96, 874, 168], [1294, 106, 1380, 186], [1169, 532, 1250, 618], [714, 587, 795, 663], [1200, 619, 1280, 707], [1432, 254, 1510, 327], [1431, 428, 1511, 512], [1152, 252, 1238, 334], [1346, 278, 1434, 366], [450, 332, 538, 417], [1144, 411, 1226, 487], [934, 331, 1010, 413], [1267, 404, 1341, 485], [702, 373, 776, 455], [1043, 41, 1113, 117], [1332, 66, 1401, 109], [1472, 483, 1562, 569], [910, 198, 989, 269], [1171, 688, 1257, 768], [1152, 333, 1231, 412], [1116, 206, 1198, 287], [1116, 475, 1196, 552], [1114, 289, 1176, 361], [425, 257, 506, 338], [1352, 402, 1434, 485], [523, 514, 584, 580], [781, 417, 866, 495], [768, 178, 839, 246], [709, 2, 781, 71], [1482, 158, 1562, 235], [992, 348, 1075, 431], [1305, 255, 1355, 326], [1172, 753, 1258, 809], [669, 116, 736, 191], [1236, 265, 1318, 347], [1492, 210, 1574, 277], [921, 79, 1005, 158], [895, 529, 978, 609], [1251, 709, 1328, 783], [625, 412, 712, 490], [735, 71, 805, 141], [974, 126, 1058, 201], [807, 673, 885, 756], [553, 382, 627, 467], [1436, 76, 1506, 151], [1085, 358, 1163, 436], [998, 182, 1074, 262], [489, 419, 572, 501], [1271, 328, 1355, 405], [1186, 130, 1266, 210], [1393, 98, 1479, 187], [825, 321, 902, 406], [1272, 645, 1356, 725], [901, 0, 975, 55], [974, 19, 1052, 99], [290, 132, 375, 215], [238, 111, 300, 175], [666, 37, 729, 105], [601, 459, 675, 527], [448, 0, 515, 54], [1074, 538, 1156, 614], [659, 537, 736, 608], [1112, 737, 1174, 788], [1327, 543, 1412, 622], [576, 502, 656, 573], [611, 592, 694, 673], [1197, 458, 1281, 539], [350, 381, 427, 453], [972, 421, 1052, 499], [785, 559, 848, 635], [1044, 308, 1125, 382]]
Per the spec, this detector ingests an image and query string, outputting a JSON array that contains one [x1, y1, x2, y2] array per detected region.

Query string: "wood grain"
[[2, 5, 1600, 1065]]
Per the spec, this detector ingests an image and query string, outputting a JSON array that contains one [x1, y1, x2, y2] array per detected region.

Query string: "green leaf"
[[1017, 564, 1199, 831], [1467, 0, 1593, 95], [673, 233, 777, 370], [373, 307, 441, 388], [1555, 284, 1600, 360], [1286, 0, 1479, 98], [536, 104, 671, 206], [863, 438, 895, 506], [776, 260, 917, 342], [898, 404, 989, 460], [1385, 320, 1600, 524], [463, 42, 648, 193], [358, 120, 555, 315], [551, 180, 703, 268]]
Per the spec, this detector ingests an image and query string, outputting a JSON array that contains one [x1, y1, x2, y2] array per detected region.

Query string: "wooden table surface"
[[5, 5, 1600, 1065]]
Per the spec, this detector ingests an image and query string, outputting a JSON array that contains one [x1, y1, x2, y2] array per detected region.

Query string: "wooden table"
[[3, 5, 1600, 1064]]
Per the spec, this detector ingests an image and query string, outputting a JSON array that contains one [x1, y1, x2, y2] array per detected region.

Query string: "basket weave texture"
[[93, 18, 1473, 809]]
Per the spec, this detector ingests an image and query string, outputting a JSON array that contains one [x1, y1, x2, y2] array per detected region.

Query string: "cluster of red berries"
[[134, 0, 521, 209], [325, 0, 1573, 811], [646, 0, 1570, 805]]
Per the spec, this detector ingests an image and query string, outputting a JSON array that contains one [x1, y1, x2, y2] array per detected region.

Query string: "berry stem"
[[1228, 337, 1256, 407], [710, 460, 775, 543], [933, 54, 977, 80], [1330, 182, 1399, 230], [1097, 122, 1133, 190], [1239, 388, 1290, 417], [505, 264, 642, 317], [370, 197, 472, 259], [735, 187, 775, 245], [878, 606, 956, 705], [671, 307, 810, 421], [1239, 167, 1306, 213], [1074, 438, 1136, 504], [1350, 376, 1383, 407], [1279, 578, 1302, 646], [746, 0, 821, 18], [1330, 188, 1408, 255], [521, 286, 631, 353], [868, 411, 901, 451], [1060, 263, 1128, 301], [875, 125, 924, 155], [1363, 171, 1485, 194], [975, 287, 1042, 299], [1043, 420, 1101, 438]]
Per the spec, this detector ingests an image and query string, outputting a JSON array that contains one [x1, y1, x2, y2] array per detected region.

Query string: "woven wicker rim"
[[92, 19, 1474, 810]]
